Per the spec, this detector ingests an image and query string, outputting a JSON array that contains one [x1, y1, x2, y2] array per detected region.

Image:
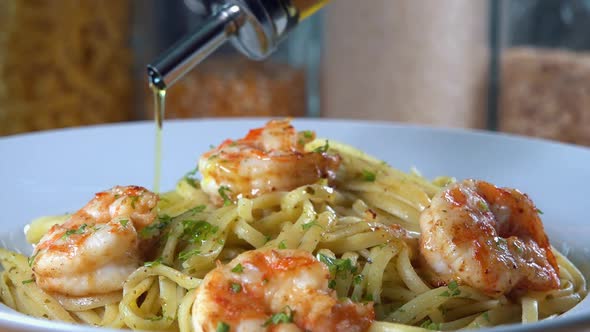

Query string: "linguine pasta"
[[0, 139, 586, 331]]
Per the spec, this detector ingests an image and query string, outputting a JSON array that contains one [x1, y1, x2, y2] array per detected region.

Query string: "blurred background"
[[0, 0, 589, 147]]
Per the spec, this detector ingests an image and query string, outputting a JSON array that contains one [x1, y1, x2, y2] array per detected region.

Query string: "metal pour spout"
[[147, 4, 244, 90], [147, 0, 326, 90]]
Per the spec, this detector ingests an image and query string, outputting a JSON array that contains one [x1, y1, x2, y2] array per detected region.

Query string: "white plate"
[[0, 118, 589, 331]]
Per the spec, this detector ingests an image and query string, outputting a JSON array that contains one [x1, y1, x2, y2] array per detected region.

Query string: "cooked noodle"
[[0, 140, 586, 331]]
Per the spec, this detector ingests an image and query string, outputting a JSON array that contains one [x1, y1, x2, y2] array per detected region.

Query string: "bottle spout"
[[147, 4, 243, 90]]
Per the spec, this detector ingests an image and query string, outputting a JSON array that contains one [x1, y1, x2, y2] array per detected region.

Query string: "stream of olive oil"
[[151, 85, 166, 193]]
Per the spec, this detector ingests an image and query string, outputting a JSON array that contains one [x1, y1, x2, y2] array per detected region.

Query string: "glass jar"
[[496, 0, 590, 146], [0, 0, 134, 136]]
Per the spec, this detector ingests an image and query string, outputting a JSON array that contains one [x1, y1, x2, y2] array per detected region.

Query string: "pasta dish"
[[0, 119, 586, 331]]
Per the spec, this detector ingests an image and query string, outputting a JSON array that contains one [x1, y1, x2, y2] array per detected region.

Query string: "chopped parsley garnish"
[[494, 237, 507, 248], [188, 205, 206, 214], [129, 195, 139, 208], [514, 242, 524, 254], [328, 280, 336, 289], [184, 166, 199, 188], [420, 319, 441, 330], [353, 274, 364, 285], [21, 279, 34, 285], [262, 307, 294, 326], [28, 253, 38, 267], [144, 257, 163, 267], [231, 263, 243, 273], [361, 170, 376, 182], [478, 200, 489, 212], [119, 219, 129, 227], [302, 220, 321, 230], [140, 215, 172, 238], [181, 220, 218, 244], [483, 311, 490, 322], [278, 240, 287, 249], [218, 186, 232, 206], [302, 130, 313, 139], [313, 140, 330, 153], [363, 294, 374, 301], [439, 291, 451, 297], [217, 321, 230, 332], [230, 282, 242, 293], [440, 280, 461, 297], [178, 248, 201, 262], [62, 224, 88, 239], [448, 280, 459, 290], [536, 208, 544, 215], [317, 253, 357, 278]]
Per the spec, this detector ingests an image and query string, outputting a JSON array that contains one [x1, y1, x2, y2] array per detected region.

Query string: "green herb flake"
[[364, 294, 374, 302], [494, 237, 507, 248], [302, 221, 319, 231], [27, 253, 38, 267], [230, 282, 242, 293], [262, 307, 294, 327], [178, 248, 201, 262], [303, 130, 313, 139], [361, 169, 376, 182], [144, 257, 163, 267], [420, 319, 441, 330], [216, 321, 230, 332], [184, 166, 199, 188], [188, 205, 206, 214], [21, 279, 34, 285], [218, 186, 233, 206], [119, 219, 129, 227], [478, 200, 489, 212], [278, 240, 287, 249], [313, 140, 330, 153], [448, 280, 458, 290], [439, 290, 451, 297], [328, 280, 336, 289], [140, 215, 172, 239], [231, 263, 243, 274], [182, 220, 218, 244], [514, 242, 524, 254], [483, 312, 490, 322], [447, 280, 461, 296], [536, 208, 544, 215], [317, 253, 357, 278], [129, 195, 139, 209], [353, 274, 364, 285], [62, 224, 88, 239]]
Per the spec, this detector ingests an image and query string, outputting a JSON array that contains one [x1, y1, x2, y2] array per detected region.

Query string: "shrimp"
[[198, 119, 341, 205], [192, 248, 374, 332], [31, 185, 158, 297], [419, 179, 559, 296]]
